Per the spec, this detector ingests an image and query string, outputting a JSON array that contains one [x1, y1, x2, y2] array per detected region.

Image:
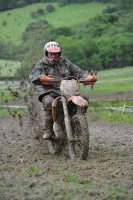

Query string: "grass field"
[[0, 2, 107, 43], [0, 59, 21, 77], [80, 66, 133, 93], [97, 67, 133, 77], [0, 65, 133, 123]]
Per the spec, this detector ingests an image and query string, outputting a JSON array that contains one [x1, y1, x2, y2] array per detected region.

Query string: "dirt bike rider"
[[29, 41, 89, 140]]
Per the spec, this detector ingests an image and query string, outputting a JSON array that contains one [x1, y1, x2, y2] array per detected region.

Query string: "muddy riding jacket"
[[29, 57, 88, 102]]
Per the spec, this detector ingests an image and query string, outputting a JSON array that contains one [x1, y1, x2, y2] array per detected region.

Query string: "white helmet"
[[44, 41, 62, 64]]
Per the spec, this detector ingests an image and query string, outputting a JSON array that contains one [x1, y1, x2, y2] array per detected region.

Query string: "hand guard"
[[84, 75, 97, 85], [40, 76, 54, 85]]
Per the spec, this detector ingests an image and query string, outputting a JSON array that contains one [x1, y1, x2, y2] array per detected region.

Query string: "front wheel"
[[68, 114, 89, 160]]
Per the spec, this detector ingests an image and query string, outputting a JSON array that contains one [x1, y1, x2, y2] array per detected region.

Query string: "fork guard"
[[52, 97, 61, 122]]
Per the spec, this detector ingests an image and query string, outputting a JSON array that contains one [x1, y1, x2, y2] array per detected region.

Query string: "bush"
[[37, 8, 45, 15], [58, 2, 68, 7], [46, 4, 55, 12], [103, 6, 118, 14], [30, 11, 37, 18], [2, 21, 7, 26]]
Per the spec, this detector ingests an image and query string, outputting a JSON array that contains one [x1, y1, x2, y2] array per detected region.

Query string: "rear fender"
[[67, 96, 88, 108], [52, 97, 60, 122]]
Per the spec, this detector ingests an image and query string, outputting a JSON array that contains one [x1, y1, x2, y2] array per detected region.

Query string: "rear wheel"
[[48, 138, 61, 155], [48, 137, 67, 155], [48, 100, 66, 155], [68, 114, 89, 160]]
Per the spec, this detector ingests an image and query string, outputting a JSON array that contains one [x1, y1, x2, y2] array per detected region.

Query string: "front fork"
[[61, 95, 87, 143], [61, 96, 73, 141]]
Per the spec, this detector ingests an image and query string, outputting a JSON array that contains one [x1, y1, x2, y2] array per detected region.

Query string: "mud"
[[89, 90, 133, 101], [0, 91, 133, 200]]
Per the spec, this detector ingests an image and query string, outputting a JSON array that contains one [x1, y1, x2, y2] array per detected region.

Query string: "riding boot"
[[53, 121, 66, 140], [43, 117, 53, 139]]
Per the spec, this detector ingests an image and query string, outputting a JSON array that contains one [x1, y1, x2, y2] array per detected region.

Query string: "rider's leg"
[[53, 100, 66, 140], [42, 94, 54, 140]]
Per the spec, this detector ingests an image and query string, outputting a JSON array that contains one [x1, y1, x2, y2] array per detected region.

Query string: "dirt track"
[[0, 92, 133, 199], [89, 90, 133, 101]]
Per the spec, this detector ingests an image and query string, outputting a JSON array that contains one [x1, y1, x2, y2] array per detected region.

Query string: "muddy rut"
[[0, 108, 133, 200]]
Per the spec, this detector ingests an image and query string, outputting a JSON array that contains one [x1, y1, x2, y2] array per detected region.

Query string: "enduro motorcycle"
[[40, 76, 97, 160]]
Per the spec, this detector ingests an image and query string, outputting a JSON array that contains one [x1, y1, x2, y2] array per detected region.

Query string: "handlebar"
[[79, 80, 97, 83], [40, 76, 97, 85]]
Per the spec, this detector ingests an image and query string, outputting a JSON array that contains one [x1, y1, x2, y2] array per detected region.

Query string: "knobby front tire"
[[68, 114, 89, 160]]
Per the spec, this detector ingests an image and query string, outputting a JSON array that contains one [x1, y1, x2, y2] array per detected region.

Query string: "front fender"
[[67, 96, 88, 108]]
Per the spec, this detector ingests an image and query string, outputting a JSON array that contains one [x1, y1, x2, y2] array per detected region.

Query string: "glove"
[[40, 76, 54, 85], [84, 75, 97, 85]]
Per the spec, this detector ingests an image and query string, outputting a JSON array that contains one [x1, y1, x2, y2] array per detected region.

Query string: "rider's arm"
[[29, 61, 43, 85], [67, 59, 88, 79]]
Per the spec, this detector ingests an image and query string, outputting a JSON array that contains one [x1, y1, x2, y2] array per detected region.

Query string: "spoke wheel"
[[68, 114, 89, 160], [48, 138, 61, 155], [48, 137, 67, 155]]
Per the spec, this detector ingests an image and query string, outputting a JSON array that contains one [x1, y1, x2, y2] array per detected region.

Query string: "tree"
[[90, 54, 103, 70], [86, 14, 119, 37], [16, 47, 42, 78], [22, 19, 49, 41], [0, 0, 16, 11], [54, 27, 72, 37], [116, 0, 133, 11]]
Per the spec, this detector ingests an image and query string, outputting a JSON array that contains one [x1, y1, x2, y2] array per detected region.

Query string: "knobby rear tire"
[[48, 139, 61, 155], [48, 138, 67, 155], [68, 114, 89, 160]]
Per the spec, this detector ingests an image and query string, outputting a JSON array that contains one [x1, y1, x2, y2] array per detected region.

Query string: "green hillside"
[[1, 1, 133, 75], [0, 2, 107, 43]]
